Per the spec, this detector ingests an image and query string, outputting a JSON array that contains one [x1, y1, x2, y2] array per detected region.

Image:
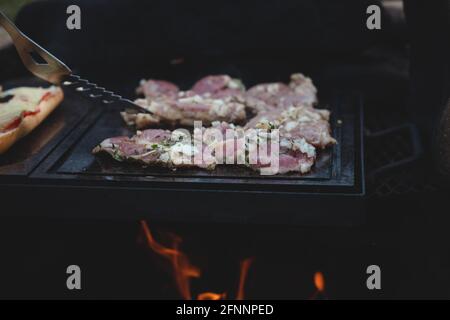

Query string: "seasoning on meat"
[[245, 73, 318, 113], [122, 75, 247, 128], [98, 73, 333, 175], [93, 121, 316, 175], [136, 79, 179, 99], [245, 105, 336, 149]]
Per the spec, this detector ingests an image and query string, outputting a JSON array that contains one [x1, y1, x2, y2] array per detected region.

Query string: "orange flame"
[[236, 258, 254, 300], [197, 292, 226, 300], [140, 220, 200, 300], [140, 220, 254, 300], [310, 271, 326, 299], [314, 271, 325, 292]]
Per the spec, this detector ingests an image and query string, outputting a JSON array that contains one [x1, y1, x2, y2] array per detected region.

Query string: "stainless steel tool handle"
[[0, 11, 150, 113], [0, 10, 72, 84]]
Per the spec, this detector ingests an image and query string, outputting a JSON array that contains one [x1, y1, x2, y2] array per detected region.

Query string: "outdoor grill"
[[0, 0, 448, 301], [0, 74, 364, 225]]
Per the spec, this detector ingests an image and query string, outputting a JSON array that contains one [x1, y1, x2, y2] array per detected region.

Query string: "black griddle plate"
[[0, 78, 93, 178], [0, 84, 365, 226]]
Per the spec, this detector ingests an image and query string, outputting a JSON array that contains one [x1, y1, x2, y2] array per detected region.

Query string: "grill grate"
[[365, 125, 417, 174], [372, 168, 438, 198], [365, 106, 437, 198]]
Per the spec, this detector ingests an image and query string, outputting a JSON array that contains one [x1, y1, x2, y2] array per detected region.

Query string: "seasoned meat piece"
[[245, 73, 318, 113], [247, 135, 316, 175], [245, 83, 291, 113], [93, 128, 211, 169], [288, 73, 318, 106], [120, 108, 161, 128], [123, 94, 246, 128], [108, 72, 332, 175], [191, 75, 245, 96], [276, 152, 315, 174], [124, 75, 246, 128], [245, 105, 335, 149], [136, 79, 179, 99], [93, 122, 316, 175], [280, 119, 336, 149]]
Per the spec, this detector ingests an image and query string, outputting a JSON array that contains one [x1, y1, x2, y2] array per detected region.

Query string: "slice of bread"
[[0, 87, 64, 154]]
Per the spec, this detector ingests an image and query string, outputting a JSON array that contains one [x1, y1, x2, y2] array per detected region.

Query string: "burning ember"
[[314, 271, 325, 292], [140, 220, 253, 300], [237, 258, 254, 300], [310, 271, 327, 299], [197, 292, 226, 300]]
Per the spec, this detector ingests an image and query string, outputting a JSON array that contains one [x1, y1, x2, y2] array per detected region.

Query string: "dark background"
[[0, 0, 449, 299]]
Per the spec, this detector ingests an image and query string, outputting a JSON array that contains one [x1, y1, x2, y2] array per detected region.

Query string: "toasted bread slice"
[[0, 87, 64, 154]]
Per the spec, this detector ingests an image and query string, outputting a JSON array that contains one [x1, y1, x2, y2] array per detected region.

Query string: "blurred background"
[[0, 0, 31, 48]]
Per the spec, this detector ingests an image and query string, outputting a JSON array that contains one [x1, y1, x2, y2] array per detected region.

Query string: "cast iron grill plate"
[[32, 92, 362, 192], [0, 86, 365, 225]]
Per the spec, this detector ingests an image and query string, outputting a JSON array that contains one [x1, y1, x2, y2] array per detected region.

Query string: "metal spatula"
[[0, 10, 150, 113]]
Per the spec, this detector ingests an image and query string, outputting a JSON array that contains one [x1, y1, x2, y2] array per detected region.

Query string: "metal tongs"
[[0, 11, 149, 113]]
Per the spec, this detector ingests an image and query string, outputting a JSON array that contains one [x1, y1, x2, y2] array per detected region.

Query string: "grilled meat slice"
[[191, 75, 245, 98], [126, 93, 246, 128], [93, 121, 316, 175], [245, 73, 318, 113], [125, 75, 247, 128], [136, 79, 179, 99], [108, 73, 331, 175], [93, 128, 213, 169], [245, 105, 336, 149]]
